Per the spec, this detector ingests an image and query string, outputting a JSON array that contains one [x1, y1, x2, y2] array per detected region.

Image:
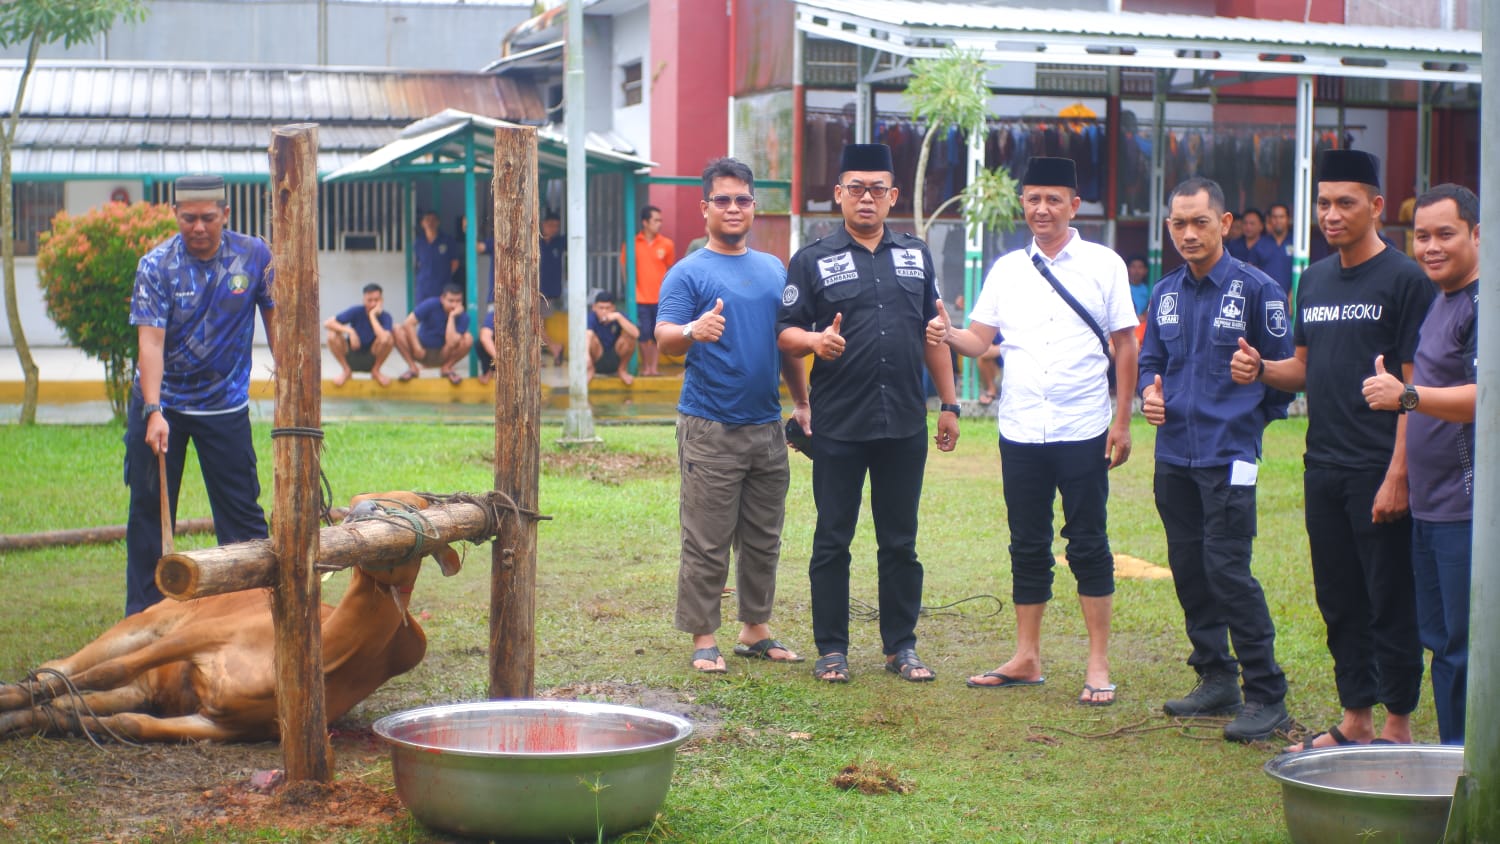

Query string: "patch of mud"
[[538, 449, 676, 485], [832, 760, 915, 795]]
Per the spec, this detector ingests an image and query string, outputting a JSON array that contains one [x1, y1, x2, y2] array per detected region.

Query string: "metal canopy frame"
[[324, 109, 654, 374]]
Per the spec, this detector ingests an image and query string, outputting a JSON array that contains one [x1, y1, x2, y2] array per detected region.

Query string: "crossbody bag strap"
[[1030, 251, 1110, 357]]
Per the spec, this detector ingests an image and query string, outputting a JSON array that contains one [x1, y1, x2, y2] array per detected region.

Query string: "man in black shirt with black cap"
[[1232, 149, 1433, 750], [778, 142, 960, 684]]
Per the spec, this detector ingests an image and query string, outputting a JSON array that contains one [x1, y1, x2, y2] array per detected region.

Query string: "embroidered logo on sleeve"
[[1266, 300, 1288, 337], [892, 248, 926, 278], [1156, 292, 1179, 325], [782, 284, 800, 307], [817, 251, 858, 286]]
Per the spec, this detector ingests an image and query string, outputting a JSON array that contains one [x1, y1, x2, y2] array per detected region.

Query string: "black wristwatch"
[[939, 403, 962, 417], [141, 402, 162, 421], [1399, 385, 1419, 413]]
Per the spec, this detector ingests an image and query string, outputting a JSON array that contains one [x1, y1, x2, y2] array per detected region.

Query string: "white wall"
[[609, 5, 651, 160]]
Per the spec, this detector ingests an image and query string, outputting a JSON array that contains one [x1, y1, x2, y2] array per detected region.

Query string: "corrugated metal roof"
[[2, 61, 549, 177], [795, 0, 1480, 83]]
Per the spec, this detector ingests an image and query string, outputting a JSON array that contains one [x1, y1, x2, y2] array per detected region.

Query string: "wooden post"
[[489, 126, 540, 699], [155, 499, 509, 600], [268, 123, 331, 783]]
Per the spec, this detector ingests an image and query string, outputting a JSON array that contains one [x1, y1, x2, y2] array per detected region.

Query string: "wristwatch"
[[939, 402, 962, 417], [1399, 385, 1420, 413], [681, 322, 694, 338], [141, 402, 162, 421]]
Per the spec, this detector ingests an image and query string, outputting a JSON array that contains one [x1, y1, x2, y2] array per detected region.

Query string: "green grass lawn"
[[0, 416, 1442, 842]]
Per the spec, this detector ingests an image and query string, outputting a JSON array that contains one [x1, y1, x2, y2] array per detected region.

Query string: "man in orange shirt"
[[621, 205, 676, 376]]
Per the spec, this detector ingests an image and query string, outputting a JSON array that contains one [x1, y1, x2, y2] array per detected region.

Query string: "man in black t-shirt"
[[1232, 150, 1434, 751]]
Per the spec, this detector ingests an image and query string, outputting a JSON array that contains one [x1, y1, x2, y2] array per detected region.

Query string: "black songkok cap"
[[838, 143, 895, 174], [1317, 149, 1380, 188], [1021, 157, 1077, 190], [174, 174, 227, 203]]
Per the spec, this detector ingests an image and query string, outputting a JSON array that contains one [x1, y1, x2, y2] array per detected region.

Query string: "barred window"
[[13, 182, 65, 256], [151, 180, 406, 252]]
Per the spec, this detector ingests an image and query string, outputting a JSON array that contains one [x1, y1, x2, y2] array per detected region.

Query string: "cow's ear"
[[432, 545, 462, 577]]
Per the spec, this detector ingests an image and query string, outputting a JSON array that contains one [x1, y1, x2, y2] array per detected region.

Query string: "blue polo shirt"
[[334, 304, 393, 347], [413, 230, 457, 303], [412, 297, 470, 350], [539, 234, 564, 298], [1139, 251, 1294, 467], [658, 248, 787, 426], [130, 230, 274, 412]]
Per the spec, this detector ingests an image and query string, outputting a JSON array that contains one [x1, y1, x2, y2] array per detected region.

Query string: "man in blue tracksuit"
[[1140, 177, 1296, 742]]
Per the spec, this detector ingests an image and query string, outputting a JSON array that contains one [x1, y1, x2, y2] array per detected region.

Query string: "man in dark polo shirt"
[[1361, 183, 1479, 745], [1232, 149, 1434, 751], [777, 143, 960, 684]]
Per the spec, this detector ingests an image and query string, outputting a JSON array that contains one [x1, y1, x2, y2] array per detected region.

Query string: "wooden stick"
[[158, 451, 173, 557], [154, 498, 503, 600], [0, 510, 346, 553], [268, 122, 330, 784], [489, 125, 540, 700]]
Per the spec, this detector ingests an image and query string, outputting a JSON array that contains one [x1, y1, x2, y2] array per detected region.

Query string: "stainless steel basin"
[[1263, 744, 1463, 844], [373, 700, 694, 841]]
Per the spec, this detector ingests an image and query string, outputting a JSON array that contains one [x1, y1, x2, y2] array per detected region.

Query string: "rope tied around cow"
[[322, 490, 549, 573]]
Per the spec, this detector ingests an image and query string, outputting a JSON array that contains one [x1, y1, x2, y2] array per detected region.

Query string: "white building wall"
[[609, 6, 651, 160]]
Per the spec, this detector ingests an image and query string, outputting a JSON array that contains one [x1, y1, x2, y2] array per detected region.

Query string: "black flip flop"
[[691, 646, 727, 674], [733, 638, 805, 662]]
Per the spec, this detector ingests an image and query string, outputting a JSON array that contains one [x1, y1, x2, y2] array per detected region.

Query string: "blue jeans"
[[1411, 519, 1471, 745]]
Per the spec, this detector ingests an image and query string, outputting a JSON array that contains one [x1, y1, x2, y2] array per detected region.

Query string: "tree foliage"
[[37, 202, 176, 421], [904, 46, 1022, 240], [0, 0, 148, 424]]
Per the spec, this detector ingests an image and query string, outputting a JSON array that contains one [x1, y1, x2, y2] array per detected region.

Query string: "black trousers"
[[998, 433, 1115, 605], [1154, 462, 1287, 704], [125, 392, 268, 615], [1304, 465, 1423, 714], [808, 430, 927, 657]]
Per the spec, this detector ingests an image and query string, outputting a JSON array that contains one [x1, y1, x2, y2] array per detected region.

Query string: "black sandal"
[[885, 648, 936, 682], [812, 653, 850, 683], [691, 646, 727, 674]]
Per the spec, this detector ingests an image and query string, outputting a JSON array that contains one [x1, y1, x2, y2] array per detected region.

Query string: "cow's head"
[[344, 492, 463, 588]]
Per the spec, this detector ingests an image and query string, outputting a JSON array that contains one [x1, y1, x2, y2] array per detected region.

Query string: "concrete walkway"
[[0, 345, 687, 424]]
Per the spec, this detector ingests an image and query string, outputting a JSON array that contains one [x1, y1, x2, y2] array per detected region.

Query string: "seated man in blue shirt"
[[587, 290, 639, 386], [324, 282, 395, 386], [394, 284, 472, 384]]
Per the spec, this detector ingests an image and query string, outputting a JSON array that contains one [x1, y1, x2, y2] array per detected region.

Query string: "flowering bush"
[[37, 201, 178, 421]]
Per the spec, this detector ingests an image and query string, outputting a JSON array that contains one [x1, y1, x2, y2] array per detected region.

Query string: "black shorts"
[[346, 347, 376, 372], [596, 349, 620, 375], [637, 303, 658, 344]]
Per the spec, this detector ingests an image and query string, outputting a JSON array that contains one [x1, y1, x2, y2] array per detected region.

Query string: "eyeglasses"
[[177, 212, 222, 225], [839, 184, 890, 199], [708, 194, 756, 210]]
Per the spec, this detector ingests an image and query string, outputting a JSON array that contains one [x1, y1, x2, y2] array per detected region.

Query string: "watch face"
[[1401, 387, 1419, 410]]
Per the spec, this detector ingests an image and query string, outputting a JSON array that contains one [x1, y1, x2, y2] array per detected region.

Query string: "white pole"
[[1291, 75, 1314, 295], [561, 0, 597, 442]]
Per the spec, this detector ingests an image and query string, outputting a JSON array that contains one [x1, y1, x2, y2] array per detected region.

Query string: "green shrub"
[[36, 201, 178, 421]]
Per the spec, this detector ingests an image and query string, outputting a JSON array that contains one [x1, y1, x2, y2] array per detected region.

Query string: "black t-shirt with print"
[[1293, 245, 1434, 470]]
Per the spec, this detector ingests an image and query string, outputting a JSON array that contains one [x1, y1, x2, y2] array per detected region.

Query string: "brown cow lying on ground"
[[0, 492, 460, 743]]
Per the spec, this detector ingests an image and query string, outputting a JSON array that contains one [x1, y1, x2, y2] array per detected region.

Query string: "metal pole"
[[961, 124, 984, 402], [1290, 75, 1314, 300], [463, 131, 480, 376], [1416, 82, 1432, 195], [1147, 71, 1166, 281], [1450, 9, 1499, 838], [561, 0, 597, 442]]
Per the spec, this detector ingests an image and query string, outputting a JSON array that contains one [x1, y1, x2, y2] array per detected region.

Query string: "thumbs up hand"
[[814, 312, 846, 360], [926, 300, 953, 346], [1142, 373, 1166, 426], [1361, 353, 1404, 411], [692, 298, 726, 343], [1230, 336, 1264, 384]]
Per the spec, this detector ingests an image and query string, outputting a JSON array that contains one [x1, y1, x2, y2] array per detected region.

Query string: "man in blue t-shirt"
[[655, 157, 810, 674], [413, 211, 459, 304], [394, 285, 472, 384], [125, 174, 275, 615], [324, 282, 395, 386], [1361, 183, 1480, 745], [539, 212, 565, 364], [477, 304, 497, 386]]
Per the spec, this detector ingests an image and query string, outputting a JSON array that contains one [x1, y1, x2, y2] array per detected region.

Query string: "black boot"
[[1223, 700, 1292, 742], [1163, 671, 1242, 717]]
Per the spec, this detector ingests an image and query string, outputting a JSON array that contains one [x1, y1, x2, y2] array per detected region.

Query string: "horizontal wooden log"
[[155, 499, 507, 601], [0, 509, 350, 553]]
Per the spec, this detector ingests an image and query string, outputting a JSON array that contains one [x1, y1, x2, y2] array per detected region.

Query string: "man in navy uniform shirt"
[[125, 174, 275, 615], [778, 143, 959, 685], [1140, 177, 1295, 742]]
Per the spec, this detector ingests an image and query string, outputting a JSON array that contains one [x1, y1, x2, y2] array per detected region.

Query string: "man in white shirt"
[[928, 156, 1139, 706]]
